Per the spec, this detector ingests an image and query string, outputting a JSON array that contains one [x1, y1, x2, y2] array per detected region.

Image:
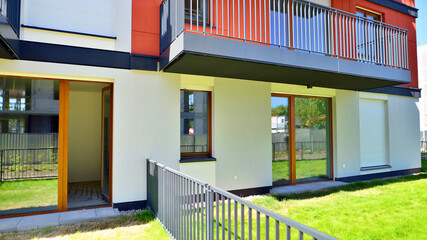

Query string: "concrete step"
[[270, 181, 348, 195], [0, 207, 120, 233]]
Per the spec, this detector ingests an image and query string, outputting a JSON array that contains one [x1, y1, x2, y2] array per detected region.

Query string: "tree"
[[271, 105, 288, 116]]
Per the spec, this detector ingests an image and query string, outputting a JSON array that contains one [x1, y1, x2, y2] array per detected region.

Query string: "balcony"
[[159, 0, 411, 91], [0, 0, 20, 59]]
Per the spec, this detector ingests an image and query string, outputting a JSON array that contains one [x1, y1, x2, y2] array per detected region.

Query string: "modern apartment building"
[[0, 0, 421, 218]]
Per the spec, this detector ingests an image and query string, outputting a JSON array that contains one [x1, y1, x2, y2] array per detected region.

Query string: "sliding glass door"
[[0, 77, 59, 216], [272, 95, 332, 185], [101, 86, 112, 201], [295, 97, 332, 183], [271, 97, 290, 183]]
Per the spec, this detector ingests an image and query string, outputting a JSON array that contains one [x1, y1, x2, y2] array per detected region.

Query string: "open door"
[[101, 86, 112, 202]]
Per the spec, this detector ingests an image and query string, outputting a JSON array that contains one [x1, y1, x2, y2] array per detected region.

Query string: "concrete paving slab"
[[17, 212, 60, 231], [95, 207, 120, 219], [0, 208, 120, 233], [0, 217, 22, 232], [59, 209, 97, 225], [270, 181, 348, 195]]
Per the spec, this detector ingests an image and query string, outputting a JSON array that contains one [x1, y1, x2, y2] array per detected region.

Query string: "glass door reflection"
[[294, 97, 332, 183], [101, 86, 111, 201], [271, 97, 290, 183], [0, 77, 59, 216]]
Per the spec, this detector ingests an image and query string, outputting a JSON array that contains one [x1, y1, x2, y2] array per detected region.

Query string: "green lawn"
[[0, 209, 169, 240], [256, 173, 427, 239], [273, 159, 328, 182], [206, 173, 427, 240], [0, 179, 58, 213]]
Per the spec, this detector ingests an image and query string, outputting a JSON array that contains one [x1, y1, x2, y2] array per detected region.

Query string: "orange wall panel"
[[132, 0, 163, 56], [132, 31, 160, 56]]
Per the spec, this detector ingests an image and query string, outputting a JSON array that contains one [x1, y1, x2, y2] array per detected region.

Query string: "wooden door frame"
[[271, 93, 334, 186], [58, 80, 69, 211], [101, 85, 113, 202]]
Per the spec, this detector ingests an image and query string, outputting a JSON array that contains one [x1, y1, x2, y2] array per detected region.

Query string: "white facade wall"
[[418, 45, 427, 133], [20, 0, 132, 52], [213, 78, 272, 191]]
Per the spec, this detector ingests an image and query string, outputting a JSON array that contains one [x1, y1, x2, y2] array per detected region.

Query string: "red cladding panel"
[[132, 0, 163, 56]]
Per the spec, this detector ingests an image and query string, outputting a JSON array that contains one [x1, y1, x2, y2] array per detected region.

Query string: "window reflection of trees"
[[295, 97, 327, 129]]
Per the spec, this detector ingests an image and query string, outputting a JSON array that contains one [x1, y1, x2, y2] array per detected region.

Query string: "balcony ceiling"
[[160, 32, 411, 91]]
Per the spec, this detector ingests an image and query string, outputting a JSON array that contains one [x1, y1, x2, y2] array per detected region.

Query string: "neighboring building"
[[0, 0, 421, 218], [418, 45, 427, 139]]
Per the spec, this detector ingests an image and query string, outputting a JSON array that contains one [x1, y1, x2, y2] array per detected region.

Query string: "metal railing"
[[147, 159, 338, 240], [0, 148, 58, 181], [0, 0, 21, 36], [421, 141, 427, 160], [160, 0, 409, 70]]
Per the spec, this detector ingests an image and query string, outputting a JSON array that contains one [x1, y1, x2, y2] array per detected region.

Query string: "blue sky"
[[416, 0, 427, 46]]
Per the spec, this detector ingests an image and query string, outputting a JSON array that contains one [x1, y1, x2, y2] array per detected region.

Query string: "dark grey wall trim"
[[367, 0, 418, 18], [335, 168, 421, 182], [131, 53, 158, 71], [113, 200, 147, 211], [229, 186, 271, 197], [21, 24, 117, 39], [363, 86, 421, 98], [19, 40, 158, 71]]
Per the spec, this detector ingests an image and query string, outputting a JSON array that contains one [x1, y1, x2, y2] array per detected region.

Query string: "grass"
[[0, 209, 170, 240], [254, 173, 427, 240], [0, 179, 58, 212], [272, 159, 327, 182], [201, 174, 427, 240]]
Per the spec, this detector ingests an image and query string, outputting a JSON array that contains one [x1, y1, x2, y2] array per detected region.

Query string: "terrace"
[[160, 0, 411, 90]]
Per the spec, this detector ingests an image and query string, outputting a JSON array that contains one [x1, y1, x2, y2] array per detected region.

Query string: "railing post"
[[0, 149, 3, 182], [162, 166, 166, 223], [206, 184, 213, 240], [243, 0, 246, 42], [203, 0, 206, 35]]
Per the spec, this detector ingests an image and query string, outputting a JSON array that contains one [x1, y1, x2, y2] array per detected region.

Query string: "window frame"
[[180, 89, 212, 159], [356, 7, 382, 22]]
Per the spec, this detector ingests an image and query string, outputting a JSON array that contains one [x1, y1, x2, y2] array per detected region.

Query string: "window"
[[185, 0, 210, 25], [180, 90, 211, 158], [356, 7, 382, 22], [356, 8, 382, 63]]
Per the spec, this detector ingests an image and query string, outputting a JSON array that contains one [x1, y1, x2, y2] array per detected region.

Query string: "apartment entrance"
[[271, 94, 333, 185], [0, 77, 113, 218], [67, 82, 112, 209]]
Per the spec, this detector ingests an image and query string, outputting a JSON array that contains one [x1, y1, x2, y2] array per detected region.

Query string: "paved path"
[[0, 207, 120, 233], [270, 181, 348, 195]]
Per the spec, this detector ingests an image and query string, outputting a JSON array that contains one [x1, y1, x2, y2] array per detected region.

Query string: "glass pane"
[[295, 97, 332, 183], [0, 77, 59, 216], [101, 88, 110, 198], [271, 97, 290, 183], [180, 91, 209, 154]]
